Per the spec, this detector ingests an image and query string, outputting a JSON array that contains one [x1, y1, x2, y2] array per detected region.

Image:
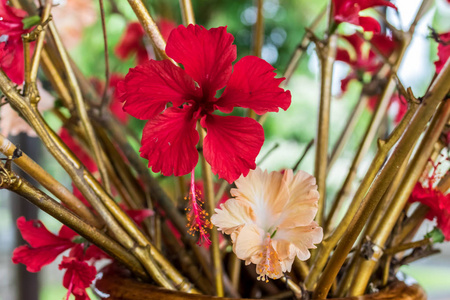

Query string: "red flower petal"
[[332, 0, 396, 31], [201, 114, 264, 183], [371, 33, 397, 58], [60, 247, 97, 300], [12, 217, 75, 272], [115, 22, 148, 65], [58, 225, 79, 241], [336, 48, 352, 64], [59, 128, 97, 173], [84, 245, 110, 262], [358, 0, 397, 11], [119, 59, 198, 120], [358, 16, 381, 33], [409, 182, 450, 240], [0, 39, 27, 85], [435, 32, 450, 74], [0, 1, 28, 36], [333, 0, 361, 25], [166, 25, 236, 96], [216, 56, 291, 115], [140, 106, 199, 176]]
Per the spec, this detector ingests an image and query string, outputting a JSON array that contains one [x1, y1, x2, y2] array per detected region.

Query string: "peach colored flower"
[[211, 168, 323, 281], [52, 0, 97, 48]]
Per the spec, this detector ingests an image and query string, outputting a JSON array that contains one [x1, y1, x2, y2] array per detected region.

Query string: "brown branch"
[[0, 134, 100, 228]]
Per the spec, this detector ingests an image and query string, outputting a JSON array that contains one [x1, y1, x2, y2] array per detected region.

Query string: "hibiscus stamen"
[[65, 272, 75, 300], [256, 235, 282, 283], [185, 169, 212, 246]]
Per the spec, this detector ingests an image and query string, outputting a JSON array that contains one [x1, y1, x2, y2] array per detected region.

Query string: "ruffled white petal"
[[275, 221, 323, 261], [211, 199, 255, 235]]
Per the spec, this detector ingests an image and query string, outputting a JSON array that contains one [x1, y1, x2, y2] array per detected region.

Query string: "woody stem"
[[198, 124, 224, 297]]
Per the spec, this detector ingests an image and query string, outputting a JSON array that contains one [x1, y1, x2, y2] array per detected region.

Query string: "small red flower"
[[115, 22, 148, 65], [119, 25, 291, 183], [409, 162, 450, 241], [59, 245, 97, 300], [12, 217, 77, 272], [12, 217, 108, 300], [0, 0, 34, 84], [409, 182, 450, 240], [332, 0, 397, 33], [434, 32, 450, 74], [336, 33, 397, 92], [0, 0, 29, 36], [115, 19, 176, 65]]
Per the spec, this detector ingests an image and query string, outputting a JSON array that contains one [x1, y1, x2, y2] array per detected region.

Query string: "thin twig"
[[0, 134, 100, 228], [99, 0, 111, 110], [179, 0, 195, 25], [257, 142, 279, 165], [293, 139, 314, 172], [313, 56, 450, 300], [198, 125, 224, 297]]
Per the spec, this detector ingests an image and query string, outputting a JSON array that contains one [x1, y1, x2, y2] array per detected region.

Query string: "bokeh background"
[[0, 0, 449, 299]]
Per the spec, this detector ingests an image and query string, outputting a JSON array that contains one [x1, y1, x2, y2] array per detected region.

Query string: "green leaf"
[[425, 227, 445, 244], [22, 16, 41, 30]]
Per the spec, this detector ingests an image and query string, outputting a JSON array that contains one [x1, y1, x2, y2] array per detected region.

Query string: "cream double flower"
[[211, 167, 323, 281]]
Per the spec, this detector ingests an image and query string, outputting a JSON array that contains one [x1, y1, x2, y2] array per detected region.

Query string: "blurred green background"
[[1, 0, 449, 299]]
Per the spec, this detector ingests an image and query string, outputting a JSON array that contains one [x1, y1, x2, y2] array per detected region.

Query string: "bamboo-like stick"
[[304, 74, 415, 290], [31, 1, 52, 79], [280, 277, 303, 299], [0, 168, 148, 280], [313, 57, 450, 299], [253, 0, 264, 58], [247, 0, 264, 120], [314, 34, 337, 227], [0, 73, 190, 292], [198, 126, 224, 297], [396, 204, 429, 244], [324, 85, 394, 234], [327, 94, 368, 173], [179, 0, 195, 25], [127, 0, 170, 61], [48, 21, 112, 194], [305, 14, 420, 286], [229, 254, 241, 291], [384, 238, 432, 255], [283, 5, 327, 85], [336, 149, 413, 296], [0, 134, 100, 228], [293, 258, 309, 281], [40, 50, 73, 110], [348, 98, 450, 296]]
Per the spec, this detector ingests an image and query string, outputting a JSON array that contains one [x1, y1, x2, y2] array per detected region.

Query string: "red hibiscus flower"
[[115, 22, 148, 65], [12, 217, 108, 300], [409, 182, 450, 240], [332, 0, 397, 33], [59, 245, 97, 300], [336, 33, 397, 92], [434, 32, 450, 74], [12, 217, 78, 272], [118, 25, 291, 183], [0, 0, 34, 84], [0, 0, 29, 36], [115, 19, 176, 65]]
